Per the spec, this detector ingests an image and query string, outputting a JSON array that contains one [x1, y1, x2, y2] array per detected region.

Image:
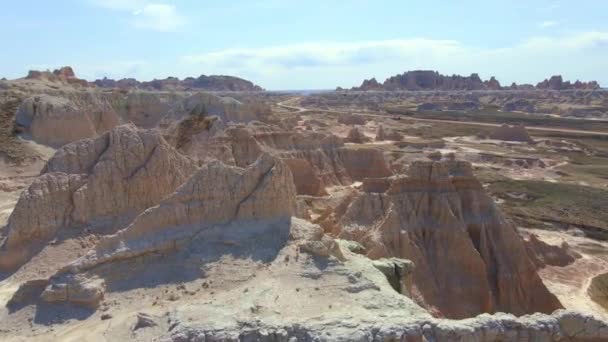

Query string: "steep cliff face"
[[0, 124, 196, 271], [354, 71, 491, 91], [536, 75, 600, 90], [65, 153, 296, 272], [15, 94, 119, 146], [336, 160, 562, 318], [168, 121, 393, 195]]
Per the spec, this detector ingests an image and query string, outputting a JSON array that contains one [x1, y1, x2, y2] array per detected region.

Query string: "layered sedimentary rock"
[[25, 66, 89, 87], [354, 71, 491, 91], [93, 74, 264, 91], [0, 124, 196, 271], [351, 70, 601, 91], [523, 233, 581, 268], [168, 119, 392, 195], [501, 99, 536, 113], [65, 153, 296, 272], [15, 94, 119, 146], [345, 127, 371, 143], [336, 159, 562, 318], [537, 75, 600, 90], [490, 124, 534, 143], [376, 125, 403, 141], [111, 91, 182, 128], [159, 92, 267, 127]]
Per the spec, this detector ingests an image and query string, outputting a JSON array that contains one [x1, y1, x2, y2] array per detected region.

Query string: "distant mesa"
[[21, 66, 264, 91], [536, 75, 600, 91], [349, 70, 601, 91], [93, 74, 265, 92], [25, 66, 90, 87]]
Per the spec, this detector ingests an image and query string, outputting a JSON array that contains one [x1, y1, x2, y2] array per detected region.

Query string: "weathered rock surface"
[[336, 160, 562, 318], [345, 127, 371, 144], [490, 124, 534, 143], [25, 66, 89, 87], [537, 75, 600, 90], [93, 74, 264, 91], [376, 125, 403, 141], [169, 121, 392, 195], [65, 153, 295, 272], [523, 233, 581, 268], [167, 309, 608, 342], [0, 124, 196, 271], [351, 70, 601, 91], [588, 272, 608, 311], [16, 94, 119, 146], [40, 274, 105, 308]]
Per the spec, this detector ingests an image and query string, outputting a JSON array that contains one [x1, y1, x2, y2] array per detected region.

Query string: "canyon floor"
[[1, 76, 608, 341]]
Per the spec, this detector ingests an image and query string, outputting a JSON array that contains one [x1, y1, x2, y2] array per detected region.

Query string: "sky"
[[0, 0, 607, 90]]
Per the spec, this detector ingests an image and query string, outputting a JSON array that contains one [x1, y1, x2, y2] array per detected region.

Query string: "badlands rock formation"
[[490, 124, 535, 143], [15, 94, 119, 146], [351, 70, 601, 91], [537, 75, 601, 90], [1, 73, 607, 340], [165, 116, 392, 195], [0, 124, 196, 271], [335, 159, 562, 318], [25, 66, 89, 87], [93, 74, 264, 91], [60, 152, 295, 274], [376, 125, 403, 141]]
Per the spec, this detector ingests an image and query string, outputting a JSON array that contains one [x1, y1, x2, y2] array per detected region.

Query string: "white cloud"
[[539, 20, 558, 28], [91, 1, 186, 32], [131, 4, 185, 32], [180, 32, 608, 89]]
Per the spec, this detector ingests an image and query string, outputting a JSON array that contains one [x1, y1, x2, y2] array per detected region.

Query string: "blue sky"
[[1, 0, 607, 89]]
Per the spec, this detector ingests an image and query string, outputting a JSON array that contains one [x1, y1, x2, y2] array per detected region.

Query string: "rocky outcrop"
[[25, 66, 89, 87], [588, 272, 608, 310], [170, 121, 392, 195], [93, 74, 264, 91], [167, 309, 608, 341], [376, 125, 403, 141], [490, 124, 534, 143], [537, 75, 600, 90], [356, 78, 382, 91], [40, 274, 105, 308], [484, 76, 501, 90], [15, 94, 119, 146], [351, 71, 601, 91], [284, 158, 327, 196], [159, 92, 266, 128], [345, 127, 371, 144], [111, 92, 182, 128], [523, 233, 581, 268], [0, 124, 197, 271], [336, 160, 562, 318], [65, 153, 296, 272], [354, 71, 489, 91]]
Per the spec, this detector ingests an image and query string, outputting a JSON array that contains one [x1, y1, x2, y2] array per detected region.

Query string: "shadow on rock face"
[[90, 218, 293, 294], [33, 302, 95, 325]]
